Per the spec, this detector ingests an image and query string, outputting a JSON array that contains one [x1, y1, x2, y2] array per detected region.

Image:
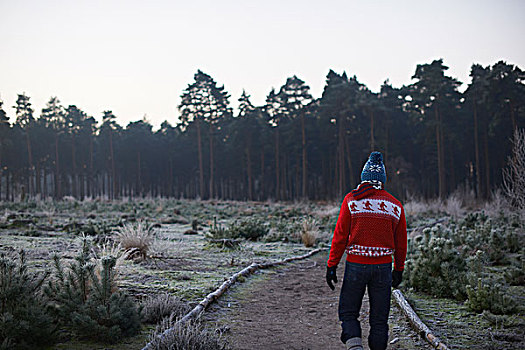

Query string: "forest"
[[1, 59, 524, 201]]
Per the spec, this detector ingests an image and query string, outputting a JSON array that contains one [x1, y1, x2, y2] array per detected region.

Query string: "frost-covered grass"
[[0, 198, 331, 348]]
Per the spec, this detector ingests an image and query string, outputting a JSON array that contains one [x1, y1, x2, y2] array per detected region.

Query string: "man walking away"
[[326, 151, 407, 350]]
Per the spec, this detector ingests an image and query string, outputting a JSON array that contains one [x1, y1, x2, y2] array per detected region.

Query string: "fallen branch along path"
[[392, 289, 449, 349], [141, 247, 326, 350]]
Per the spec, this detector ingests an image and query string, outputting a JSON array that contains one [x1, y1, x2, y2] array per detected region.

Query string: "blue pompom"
[[369, 151, 383, 163]]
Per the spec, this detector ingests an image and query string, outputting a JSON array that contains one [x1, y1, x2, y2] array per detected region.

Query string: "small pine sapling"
[[45, 239, 141, 343], [466, 278, 517, 315], [0, 251, 56, 348]]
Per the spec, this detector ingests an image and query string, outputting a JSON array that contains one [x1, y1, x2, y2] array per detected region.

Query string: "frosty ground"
[[0, 198, 523, 349]]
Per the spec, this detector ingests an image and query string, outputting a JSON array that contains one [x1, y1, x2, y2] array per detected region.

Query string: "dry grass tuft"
[[114, 221, 155, 259], [141, 293, 190, 324], [300, 217, 319, 247], [92, 240, 131, 274], [148, 317, 225, 350]]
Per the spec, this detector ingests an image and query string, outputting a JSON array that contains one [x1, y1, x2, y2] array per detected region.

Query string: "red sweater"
[[327, 182, 407, 271]]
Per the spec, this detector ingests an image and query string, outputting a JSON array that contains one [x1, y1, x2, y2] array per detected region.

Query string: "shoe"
[[345, 337, 363, 350]]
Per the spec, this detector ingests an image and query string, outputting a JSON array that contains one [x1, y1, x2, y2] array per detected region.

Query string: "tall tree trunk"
[[169, 159, 174, 197], [89, 135, 94, 198], [510, 99, 517, 131], [6, 171, 9, 201], [43, 168, 47, 199], [345, 136, 354, 187], [370, 108, 375, 151], [209, 126, 214, 199], [137, 151, 142, 197], [260, 148, 265, 200], [435, 106, 446, 198], [473, 104, 481, 197], [338, 112, 346, 194], [196, 119, 204, 199], [385, 116, 390, 164], [72, 135, 77, 198], [109, 131, 116, 200], [0, 144, 3, 200], [55, 134, 61, 199], [301, 113, 307, 198], [35, 163, 41, 198], [483, 128, 491, 198], [440, 121, 446, 193], [274, 128, 280, 200], [246, 140, 253, 200], [25, 132, 33, 197]]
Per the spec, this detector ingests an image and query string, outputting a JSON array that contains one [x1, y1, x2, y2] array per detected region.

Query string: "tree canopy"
[[0, 60, 523, 201]]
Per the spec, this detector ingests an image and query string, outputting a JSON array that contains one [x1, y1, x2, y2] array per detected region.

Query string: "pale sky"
[[1, 0, 524, 129]]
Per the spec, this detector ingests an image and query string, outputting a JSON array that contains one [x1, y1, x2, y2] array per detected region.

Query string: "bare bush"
[[404, 197, 443, 216], [444, 193, 464, 219], [405, 194, 467, 218], [310, 205, 339, 220], [503, 128, 525, 215], [483, 190, 511, 218], [141, 293, 190, 324], [403, 199, 429, 216], [300, 217, 319, 247], [148, 317, 225, 350], [114, 221, 155, 259]]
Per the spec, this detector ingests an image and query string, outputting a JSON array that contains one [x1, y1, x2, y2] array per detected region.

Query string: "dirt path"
[[207, 253, 432, 350]]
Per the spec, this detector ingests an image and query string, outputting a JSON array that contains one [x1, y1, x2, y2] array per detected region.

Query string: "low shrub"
[[406, 227, 467, 300], [406, 214, 523, 315], [207, 217, 268, 242], [228, 218, 268, 241], [0, 251, 56, 349], [466, 278, 517, 315]]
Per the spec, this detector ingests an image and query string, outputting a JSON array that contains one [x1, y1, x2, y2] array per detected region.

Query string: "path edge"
[[392, 289, 449, 350], [142, 247, 326, 350]]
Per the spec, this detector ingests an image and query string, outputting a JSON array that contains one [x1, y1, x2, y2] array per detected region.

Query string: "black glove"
[[326, 266, 338, 290], [392, 270, 403, 288]]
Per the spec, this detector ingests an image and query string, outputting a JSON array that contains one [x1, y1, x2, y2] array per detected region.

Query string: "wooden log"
[[392, 289, 449, 350], [142, 247, 325, 350]]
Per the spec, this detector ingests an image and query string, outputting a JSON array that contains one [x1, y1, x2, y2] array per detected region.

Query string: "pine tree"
[[265, 88, 286, 199], [13, 93, 35, 198], [0, 251, 56, 349], [0, 100, 10, 200], [178, 70, 232, 199], [45, 239, 141, 343], [40, 97, 65, 199], [405, 59, 462, 198], [278, 76, 313, 198], [99, 111, 121, 199]]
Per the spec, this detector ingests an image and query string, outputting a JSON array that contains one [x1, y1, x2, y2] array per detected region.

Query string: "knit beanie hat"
[[360, 151, 386, 184]]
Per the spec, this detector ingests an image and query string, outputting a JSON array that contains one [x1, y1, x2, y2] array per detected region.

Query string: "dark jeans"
[[338, 261, 392, 350]]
